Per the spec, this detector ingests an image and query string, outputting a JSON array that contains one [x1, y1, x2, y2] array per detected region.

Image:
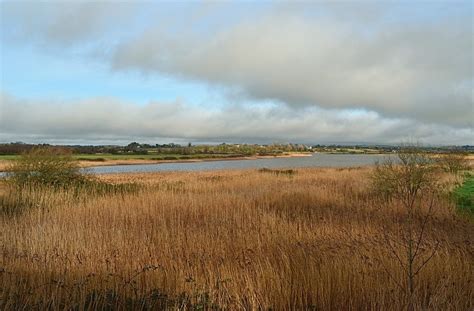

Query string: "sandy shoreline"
[[2, 153, 471, 173], [0, 152, 313, 172]]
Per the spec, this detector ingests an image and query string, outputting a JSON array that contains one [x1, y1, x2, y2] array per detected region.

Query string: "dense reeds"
[[0, 168, 472, 310]]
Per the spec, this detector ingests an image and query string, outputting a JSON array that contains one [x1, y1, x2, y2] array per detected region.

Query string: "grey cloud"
[[112, 12, 473, 127], [1, 2, 472, 144], [1, 92, 472, 145], [1, 1, 139, 46]]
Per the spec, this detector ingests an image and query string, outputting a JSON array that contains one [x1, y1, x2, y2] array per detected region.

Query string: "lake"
[[84, 153, 392, 174]]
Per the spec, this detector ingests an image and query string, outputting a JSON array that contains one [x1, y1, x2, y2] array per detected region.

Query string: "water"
[[84, 153, 392, 174]]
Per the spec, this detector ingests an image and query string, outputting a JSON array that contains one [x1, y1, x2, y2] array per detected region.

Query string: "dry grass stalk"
[[0, 167, 472, 310]]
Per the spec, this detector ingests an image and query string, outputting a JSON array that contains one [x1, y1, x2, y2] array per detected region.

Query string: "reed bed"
[[0, 167, 472, 310]]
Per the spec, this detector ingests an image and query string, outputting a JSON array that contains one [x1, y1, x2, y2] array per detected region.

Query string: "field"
[[0, 167, 473, 310]]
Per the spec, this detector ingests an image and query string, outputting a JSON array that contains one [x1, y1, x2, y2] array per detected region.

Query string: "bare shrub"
[[372, 146, 440, 310], [436, 150, 470, 175]]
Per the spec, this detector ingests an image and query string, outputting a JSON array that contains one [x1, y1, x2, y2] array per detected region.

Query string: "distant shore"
[[2, 152, 471, 173], [77, 152, 314, 169], [0, 152, 313, 172]]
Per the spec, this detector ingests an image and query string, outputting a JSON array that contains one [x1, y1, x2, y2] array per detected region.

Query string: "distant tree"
[[133, 149, 148, 155], [126, 142, 141, 152], [107, 148, 120, 155], [127, 142, 140, 148]]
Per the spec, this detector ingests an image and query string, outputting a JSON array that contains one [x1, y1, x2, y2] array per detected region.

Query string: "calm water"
[[84, 153, 392, 174]]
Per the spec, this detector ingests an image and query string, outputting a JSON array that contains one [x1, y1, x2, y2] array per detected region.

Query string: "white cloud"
[[1, 2, 472, 144], [1, 92, 472, 145], [112, 11, 473, 127], [0, 1, 139, 46]]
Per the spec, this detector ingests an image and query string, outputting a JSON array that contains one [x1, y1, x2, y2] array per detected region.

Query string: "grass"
[[0, 153, 255, 171], [258, 167, 296, 176], [0, 168, 473, 310], [73, 153, 224, 161], [0, 153, 272, 162], [453, 173, 474, 216], [0, 178, 139, 217], [0, 155, 18, 161]]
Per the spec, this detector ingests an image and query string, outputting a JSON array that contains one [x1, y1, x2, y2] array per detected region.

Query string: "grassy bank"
[[0, 152, 313, 172], [1, 168, 472, 310], [0, 152, 312, 161], [0, 153, 249, 161], [453, 174, 474, 216]]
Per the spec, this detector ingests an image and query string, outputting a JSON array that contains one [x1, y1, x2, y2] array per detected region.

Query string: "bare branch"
[[414, 240, 441, 276], [413, 193, 435, 260], [383, 229, 408, 273], [376, 257, 407, 293]]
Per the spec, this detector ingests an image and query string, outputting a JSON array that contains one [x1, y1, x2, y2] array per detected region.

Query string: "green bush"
[[453, 174, 474, 216], [7, 147, 88, 189], [3, 147, 139, 215]]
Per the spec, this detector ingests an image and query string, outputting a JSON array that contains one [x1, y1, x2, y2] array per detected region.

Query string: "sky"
[[0, 0, 472, 145]]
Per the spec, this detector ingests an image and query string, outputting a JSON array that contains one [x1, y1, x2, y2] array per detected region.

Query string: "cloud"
[[0, 1, 139, 46], [1, 2, 472, 145], [1, 92, 472, 145], [112, 10, 473, 127]]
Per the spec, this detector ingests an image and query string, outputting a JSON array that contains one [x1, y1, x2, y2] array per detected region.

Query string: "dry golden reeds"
[[0, 167, 472, 310]]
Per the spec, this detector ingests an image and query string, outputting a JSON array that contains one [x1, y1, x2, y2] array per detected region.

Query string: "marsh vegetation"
[[0, 148, 472, 310]]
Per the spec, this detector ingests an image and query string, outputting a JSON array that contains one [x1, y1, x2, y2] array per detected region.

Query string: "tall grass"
[[453, 173, 474, 216], [0, 168, 472, 310], [2, 147, 138, 216]]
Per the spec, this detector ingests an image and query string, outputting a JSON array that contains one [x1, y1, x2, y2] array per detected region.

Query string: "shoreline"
[[2, 152, 469, 172], [0, 152, 314, 172], [77, 152, 314, 169]]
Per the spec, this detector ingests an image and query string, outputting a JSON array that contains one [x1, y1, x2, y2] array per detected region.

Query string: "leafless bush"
[[436, 150, 470, 175], [372, 146, 440, 310]]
